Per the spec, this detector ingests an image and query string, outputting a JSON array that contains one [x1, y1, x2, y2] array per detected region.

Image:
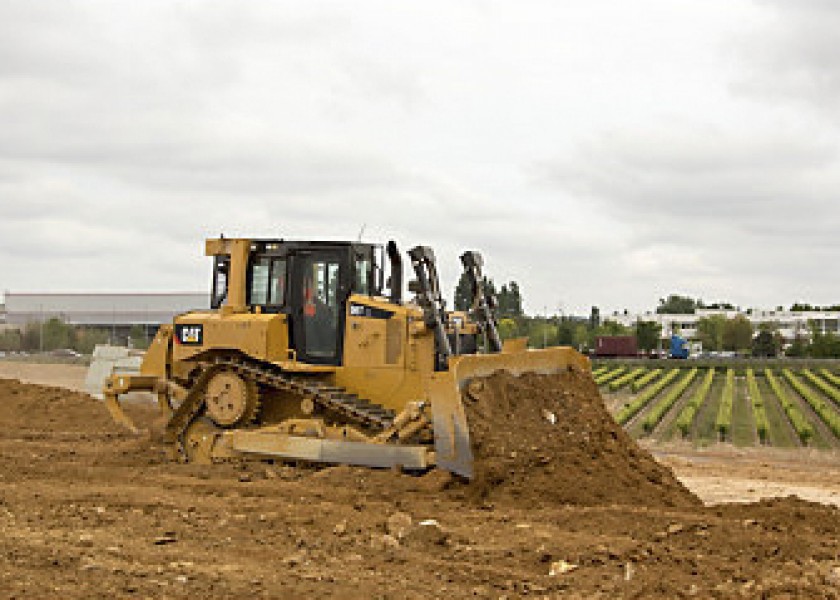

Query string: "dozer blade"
[[428, 346, 591, 479]]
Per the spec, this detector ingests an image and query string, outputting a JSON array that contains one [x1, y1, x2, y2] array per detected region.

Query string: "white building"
[[2, 292, 209, 328], [611, 308, 839, 345]]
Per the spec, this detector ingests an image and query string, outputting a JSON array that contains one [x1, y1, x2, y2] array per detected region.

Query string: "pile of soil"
[[1, 375, 839, 598], [0, 378, 117, 432], [462, 367, 700, 508]]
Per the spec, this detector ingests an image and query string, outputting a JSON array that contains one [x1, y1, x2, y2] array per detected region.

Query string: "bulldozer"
[[103, 237, 589, 478]]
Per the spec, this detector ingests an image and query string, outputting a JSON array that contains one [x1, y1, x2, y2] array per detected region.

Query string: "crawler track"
[[166, 355, 400, 456]]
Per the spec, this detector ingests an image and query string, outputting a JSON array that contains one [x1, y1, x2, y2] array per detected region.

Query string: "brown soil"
[[462, 368, 699, 508], [1, 377, 839, 598]]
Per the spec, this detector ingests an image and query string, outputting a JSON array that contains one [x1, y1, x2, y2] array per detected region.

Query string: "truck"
[[670, 334, 689, 359], [594, 335, 638, 358]]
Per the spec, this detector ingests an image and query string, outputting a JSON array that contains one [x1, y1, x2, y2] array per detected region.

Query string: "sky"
[[1, 1, 839, 316]]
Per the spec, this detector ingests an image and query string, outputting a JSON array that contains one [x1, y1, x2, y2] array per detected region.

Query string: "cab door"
[[290, 250, 347, 365]]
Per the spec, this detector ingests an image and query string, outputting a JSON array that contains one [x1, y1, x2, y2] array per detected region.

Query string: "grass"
[[690, 374, 724, 447], [746, 369, 769, 444], [779, 373, 839, 449], [641, 368, 698, 434], [655, 374, 706, 442], [730, 373, 756, 447], [673, 369, 715, 440], [594, 367, 626, 386], [608, 367, 647, 392], [616, 369, 680, 426], [756, 375, 800, 448], [604, 364, 840, 449], [714, 369, 735, 441]]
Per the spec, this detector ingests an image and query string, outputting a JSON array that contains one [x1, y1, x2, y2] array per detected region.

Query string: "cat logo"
[[175, 324, 203, 346]]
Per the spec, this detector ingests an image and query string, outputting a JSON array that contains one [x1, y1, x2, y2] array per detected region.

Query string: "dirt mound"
[[462, 367, 700, 508], [1, 376, 839, 598], [0, 378, 116, 432]]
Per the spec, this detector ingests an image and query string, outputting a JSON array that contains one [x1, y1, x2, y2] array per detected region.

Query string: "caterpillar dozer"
[[103, 237, 589, 478]]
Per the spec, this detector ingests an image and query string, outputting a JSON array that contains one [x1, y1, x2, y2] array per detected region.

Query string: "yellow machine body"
[[151, 295, 435, 412], [102, 237, 590, 478]]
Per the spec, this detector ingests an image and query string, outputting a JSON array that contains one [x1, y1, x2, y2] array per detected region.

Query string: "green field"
[[597, 361, 840, 449]]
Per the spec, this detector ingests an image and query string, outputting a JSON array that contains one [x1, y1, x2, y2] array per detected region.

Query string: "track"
[[215, 356, 397, 429], [165, 356, 400, 456]]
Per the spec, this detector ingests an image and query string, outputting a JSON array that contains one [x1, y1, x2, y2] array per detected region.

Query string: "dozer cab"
[[103, 237, 589, 478]]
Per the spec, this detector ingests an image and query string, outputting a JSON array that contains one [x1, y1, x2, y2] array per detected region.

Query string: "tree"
[[704, 301, 735, 310], [453, 272, 472, 312], [752, 330, 781, 357], [20, 323, 41, 351], [722, 315, 753, 351], [634, 320, 662, 352], [453, 273, 497, 312], [74, 328, 110, 355], [554, 317, 591, 350], [588, 306, 601, 330], [496, 281, 523, 318], [129, 325, 150, 350], [586, 319, 630, 347], [572, 323, 590, 350], [790, 302, 840, 312], [656, 294, 700, 315], [598, 320, 630, 336], [0, 329, 22, 352], [695, 315, 726, 351], [497, 317, 519, 341], [556, 317, 577, 346], [785, 336, 809, 357], [807, 321, 840, 358], [526, 318, 557, 348], [41, 318, 74, 351]]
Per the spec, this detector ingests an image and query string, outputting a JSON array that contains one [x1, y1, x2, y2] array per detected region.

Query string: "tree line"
[[0, 319, 150, 354], [453, 273, 662, 351], [655, 294, 840, 315], [453, 282, 840, 357]]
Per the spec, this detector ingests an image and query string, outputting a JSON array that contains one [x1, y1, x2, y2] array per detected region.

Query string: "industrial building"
[[611, 308, 840, 346], [1, 292, 209, 343]]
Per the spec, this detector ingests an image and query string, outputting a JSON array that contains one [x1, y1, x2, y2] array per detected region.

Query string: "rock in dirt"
[[332, 520, 348, 536], [404, 519, 448, 547], [385, 511, 413, 539], [370, 534, 401, 551], [461, 368, 700, 508], [549, 560, 578, 576]]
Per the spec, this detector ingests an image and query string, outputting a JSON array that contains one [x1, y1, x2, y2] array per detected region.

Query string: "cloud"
[[729, 1, 840, 115], [2, 1, 840, 315], [535, 118, 840, 308]]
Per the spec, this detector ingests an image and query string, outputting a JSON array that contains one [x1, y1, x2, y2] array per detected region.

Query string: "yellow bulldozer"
[[103, 237, 588, 478]]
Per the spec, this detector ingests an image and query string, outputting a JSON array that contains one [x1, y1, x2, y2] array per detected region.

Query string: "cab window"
[[250, 256, 287, 308], [354, 255, 371, 295], [270, 258, 287, 305], [249, 257, 270, 305]]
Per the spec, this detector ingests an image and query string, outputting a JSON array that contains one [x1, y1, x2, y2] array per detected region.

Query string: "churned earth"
[[0, 370, 838, 598]]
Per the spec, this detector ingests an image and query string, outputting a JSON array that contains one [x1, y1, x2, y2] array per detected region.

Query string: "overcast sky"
[[1, 1, 838, 315]]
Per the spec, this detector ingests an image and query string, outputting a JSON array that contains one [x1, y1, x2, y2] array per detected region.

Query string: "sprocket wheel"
[[203, 369, 259, 428]]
